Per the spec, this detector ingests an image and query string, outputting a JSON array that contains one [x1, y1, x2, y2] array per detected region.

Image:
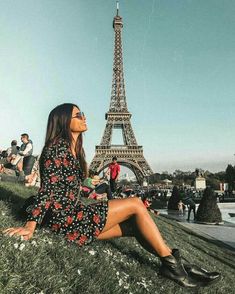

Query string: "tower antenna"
[[116, 1, 119, 16]]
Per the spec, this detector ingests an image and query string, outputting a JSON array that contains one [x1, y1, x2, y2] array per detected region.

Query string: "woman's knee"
[[129, 197, 146, 213], [108, 197, 145, 215]]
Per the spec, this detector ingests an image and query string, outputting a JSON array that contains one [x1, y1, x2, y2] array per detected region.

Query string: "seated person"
[[93, 175, 113, 200], [141, 195, 160, 216], [0, 150, 7, 172], [82, 173, 96, 190], [0, 140, 19, 172], [0, 157, 39, 187], [25, 156, 40, 187], [82, 172, 113, 200], [123, 186, 135, 197]]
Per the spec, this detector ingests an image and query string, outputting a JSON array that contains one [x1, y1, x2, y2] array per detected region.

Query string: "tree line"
[[149, 165, 235, 192]]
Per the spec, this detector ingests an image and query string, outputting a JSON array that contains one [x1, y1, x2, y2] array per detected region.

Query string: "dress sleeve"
[[26, 144, 64, 224]]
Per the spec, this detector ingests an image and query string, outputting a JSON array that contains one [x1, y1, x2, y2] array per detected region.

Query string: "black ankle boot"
[[172, 249, 220, 285], [159, 254, 200, 288]]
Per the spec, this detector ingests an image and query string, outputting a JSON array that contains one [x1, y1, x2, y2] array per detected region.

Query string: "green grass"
[[0, 182, 234, 294]]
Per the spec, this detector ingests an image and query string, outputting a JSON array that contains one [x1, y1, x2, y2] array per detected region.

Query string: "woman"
[[3, 103, 219, 288]]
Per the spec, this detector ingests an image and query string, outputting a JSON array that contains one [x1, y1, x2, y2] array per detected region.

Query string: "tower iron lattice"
[[89, 3, 153, 183]]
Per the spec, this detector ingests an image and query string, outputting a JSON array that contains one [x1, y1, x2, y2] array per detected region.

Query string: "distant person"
[[7, 140, 19, 158], [19, 133, 33, 158], [105, 156, 120, 193], [0, 140, 19, 171], [83, 173, 113, 200], [93, 176, 113, 200], [183, 197, 196, 221], [123, 185, 134, 197], [0, 154, 6, 173], [178, 200, 186, 216], [11, 133, 33, 180], [25, 155, 40, 187], [141, 196, 160, 217]]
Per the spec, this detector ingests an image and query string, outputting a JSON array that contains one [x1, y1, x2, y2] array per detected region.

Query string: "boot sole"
[[159, 271, 201, 288], [191, 275, 221, 287]]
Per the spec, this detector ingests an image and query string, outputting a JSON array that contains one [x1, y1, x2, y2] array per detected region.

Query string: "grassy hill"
[[0, 182, 234, 294]]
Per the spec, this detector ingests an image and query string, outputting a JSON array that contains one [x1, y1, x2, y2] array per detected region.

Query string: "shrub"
[[167, 186, 180, 210], [196, 187, 222, 223]]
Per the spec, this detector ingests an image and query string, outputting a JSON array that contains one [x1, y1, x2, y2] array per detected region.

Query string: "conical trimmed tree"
[[167, 186, 180, 210], [196, 187, 222, 223]]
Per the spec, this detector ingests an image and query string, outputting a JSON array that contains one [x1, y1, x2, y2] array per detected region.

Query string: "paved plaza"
[[160, 206, 235, 251]]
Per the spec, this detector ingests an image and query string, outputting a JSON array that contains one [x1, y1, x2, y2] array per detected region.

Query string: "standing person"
[[19, 134, 33, 157], [11, 133, 33, 179], [178, 200, 185, 216], [187, 199, 196, 221], [106, 156, 120, 193], [184, 198, 196, 221], [3, 103, 220, 288]]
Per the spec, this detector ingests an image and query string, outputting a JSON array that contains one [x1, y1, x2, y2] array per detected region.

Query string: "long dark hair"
[[42, 103, 87, 177]]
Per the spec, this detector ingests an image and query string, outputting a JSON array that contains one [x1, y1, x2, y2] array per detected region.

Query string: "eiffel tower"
[[90, 2, 153, 183]]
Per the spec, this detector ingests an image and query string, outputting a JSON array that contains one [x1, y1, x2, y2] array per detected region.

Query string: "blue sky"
[[0, 0, 234, 173]]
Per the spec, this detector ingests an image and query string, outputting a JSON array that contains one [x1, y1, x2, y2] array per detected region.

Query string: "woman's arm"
[[3, 144, 64, 239], [26, 145, 65, 224]]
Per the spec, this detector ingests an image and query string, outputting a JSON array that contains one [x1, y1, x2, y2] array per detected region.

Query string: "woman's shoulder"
[[42, 139, 70, 157]]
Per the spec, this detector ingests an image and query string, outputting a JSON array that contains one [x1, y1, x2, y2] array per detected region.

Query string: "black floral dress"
[[27, 139, 108, 246]]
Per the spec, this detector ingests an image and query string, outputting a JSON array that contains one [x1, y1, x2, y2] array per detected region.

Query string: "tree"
[[196, 187, 222, 223], [172, 170, 194, 186], [205, 177, 220, 190], [225, 164, 235, 192], [149, 173, 161, 184], [214, 171, 226, 182], [167, 186, 180, 210]]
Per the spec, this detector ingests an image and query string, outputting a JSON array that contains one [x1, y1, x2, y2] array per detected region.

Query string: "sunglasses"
[[72, 111, 85, 120]]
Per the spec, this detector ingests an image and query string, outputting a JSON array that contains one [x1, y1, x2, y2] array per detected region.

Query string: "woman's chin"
[[79, 125, 88, 132], [83, 125, 88, 132]]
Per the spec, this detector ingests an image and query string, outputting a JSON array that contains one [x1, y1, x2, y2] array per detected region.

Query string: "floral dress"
[[27, 139, 108, 246]]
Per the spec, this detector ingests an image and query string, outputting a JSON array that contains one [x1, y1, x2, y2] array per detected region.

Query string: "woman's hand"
[[3, 227, 34, 240], [3, 221, 36, 240]]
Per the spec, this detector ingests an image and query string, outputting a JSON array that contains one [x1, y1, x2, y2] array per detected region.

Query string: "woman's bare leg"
[[98, 199, 202, 288], [98, 197, 171, 257], [98, 224, 123, 239], [98, 218, 171, 257]]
